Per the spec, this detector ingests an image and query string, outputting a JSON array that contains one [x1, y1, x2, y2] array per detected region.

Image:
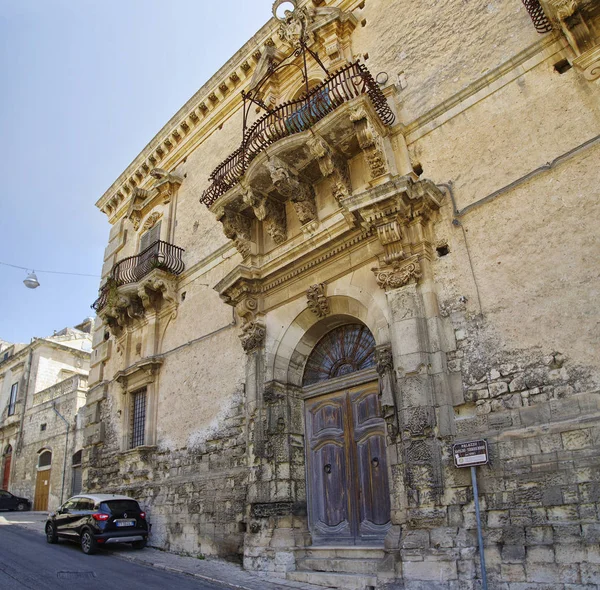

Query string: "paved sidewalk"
[[1, 511, 329, 590], [117, 547, 329, 590]]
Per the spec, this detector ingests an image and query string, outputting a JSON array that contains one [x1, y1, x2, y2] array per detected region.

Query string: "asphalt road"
[[0, 516, 229, 590]]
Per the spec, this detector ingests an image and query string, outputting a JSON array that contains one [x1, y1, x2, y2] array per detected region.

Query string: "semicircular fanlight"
[[302, 324, 376, 386]]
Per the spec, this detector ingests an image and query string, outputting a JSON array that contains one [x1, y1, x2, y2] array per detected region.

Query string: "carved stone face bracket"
[[307, 135, 352, 204], [266, 157, 317, 226], [216, 209, 254, 258], [350, 106, 389, 181], [243, 188, 287, 244], [306, 283, 330, 317]]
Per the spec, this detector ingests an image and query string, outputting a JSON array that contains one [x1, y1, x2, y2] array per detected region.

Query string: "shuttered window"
[[140, 221, 161, 253], [8, 383, 18, 416]]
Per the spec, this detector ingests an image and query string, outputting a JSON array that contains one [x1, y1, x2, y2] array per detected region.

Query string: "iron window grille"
[[130, 388, 147, 448]]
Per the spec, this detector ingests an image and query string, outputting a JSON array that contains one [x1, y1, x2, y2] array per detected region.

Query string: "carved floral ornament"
[[306, 283, 330, 318], [372, 259, 422, 291]]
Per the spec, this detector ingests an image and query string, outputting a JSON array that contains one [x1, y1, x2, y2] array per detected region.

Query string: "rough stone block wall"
[[86, 393, 248, 560]]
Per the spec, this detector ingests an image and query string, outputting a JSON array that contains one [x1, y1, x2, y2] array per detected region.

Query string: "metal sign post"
[[453, 440, 488, 590]]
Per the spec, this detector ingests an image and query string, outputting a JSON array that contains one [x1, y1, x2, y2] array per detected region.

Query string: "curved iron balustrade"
[[92, 240, 185, 312], [201, 61, 396, 207], [521, 0, 553, 34]]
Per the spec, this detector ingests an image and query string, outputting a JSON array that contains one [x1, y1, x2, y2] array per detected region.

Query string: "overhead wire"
[[0, 260, 100, 278]]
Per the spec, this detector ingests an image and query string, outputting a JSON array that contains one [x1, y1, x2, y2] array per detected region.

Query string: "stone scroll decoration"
[[372, 257, 422, 291], [306, 283, 330, 318], [219, 279, 266, 354], [266, 157, 317, 226], [215, 209, 254, 258], [243, 188, 287, 245], [307, 136, 352, 204], [350, 106, 388, 180]]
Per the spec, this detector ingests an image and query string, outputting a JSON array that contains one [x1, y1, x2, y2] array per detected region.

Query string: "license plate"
[[115, 520, 135, 527]]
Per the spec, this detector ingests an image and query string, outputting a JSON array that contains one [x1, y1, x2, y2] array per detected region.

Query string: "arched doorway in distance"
[[34, 449, 52, 511]]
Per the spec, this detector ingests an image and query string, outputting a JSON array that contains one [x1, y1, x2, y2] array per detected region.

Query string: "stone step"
[[297, 557, 380, 575], [298, 547, 386, 561], [287, 571, 377, 590]]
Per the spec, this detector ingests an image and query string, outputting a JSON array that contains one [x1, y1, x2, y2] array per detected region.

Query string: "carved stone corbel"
[[137, 273, 178, 311], [306, 283, 330, 317], [372, 256, 422, 291], [216, 209, 253, 257], [243, 188, 287, 244], [350, 106, 388, 180], [266, 157, 317, 225], [307, 135, 352, 203]]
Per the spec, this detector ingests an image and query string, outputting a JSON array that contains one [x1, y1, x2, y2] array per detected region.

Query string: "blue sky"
[[0, 0, 272, 343]]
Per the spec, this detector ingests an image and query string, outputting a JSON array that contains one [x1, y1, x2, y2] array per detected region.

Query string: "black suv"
[[0, 489, 31, 511], [45, 493, 149, 554]]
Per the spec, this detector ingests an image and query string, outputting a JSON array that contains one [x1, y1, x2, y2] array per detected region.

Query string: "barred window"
[[130, 388, 147, 448]]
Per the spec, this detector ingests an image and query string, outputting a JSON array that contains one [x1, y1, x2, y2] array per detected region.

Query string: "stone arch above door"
[[269, 294, 390, 387]]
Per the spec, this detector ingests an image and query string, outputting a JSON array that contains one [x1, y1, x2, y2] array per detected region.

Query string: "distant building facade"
[[87, 1, 600, 588], [0, 320, 91, 510]]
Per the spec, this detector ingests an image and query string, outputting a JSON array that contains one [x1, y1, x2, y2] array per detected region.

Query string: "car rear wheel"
[[80, 529, 98, 555], [16, 502, 27, 511], [46, 523, 58, 544], [132, 539, 147, 550]]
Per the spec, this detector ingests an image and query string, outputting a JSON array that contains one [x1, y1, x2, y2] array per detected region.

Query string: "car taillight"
[[92, 513, 109, 521], [139, 512, 146, 520]]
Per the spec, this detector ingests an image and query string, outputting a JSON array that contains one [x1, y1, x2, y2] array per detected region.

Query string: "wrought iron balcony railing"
[[92, 240, 185, 312], [201, 61, 396, 207]]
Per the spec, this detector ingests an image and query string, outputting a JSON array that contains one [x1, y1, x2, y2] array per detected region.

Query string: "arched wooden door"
[[2, 446, 12, 489], [34, 450, 52, 511], [303, 324, 391, 546]]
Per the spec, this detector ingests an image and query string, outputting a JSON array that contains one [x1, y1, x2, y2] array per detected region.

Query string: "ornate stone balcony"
[[201, 61, 395, 207], [92, 240, 185, 332]]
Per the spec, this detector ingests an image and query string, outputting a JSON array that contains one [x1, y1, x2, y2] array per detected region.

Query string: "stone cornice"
[[95, 0, 338, 223], [0, 338, 90, 375]]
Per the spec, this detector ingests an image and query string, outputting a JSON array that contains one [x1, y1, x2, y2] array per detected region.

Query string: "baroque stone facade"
[[87, 1, 600, 588]]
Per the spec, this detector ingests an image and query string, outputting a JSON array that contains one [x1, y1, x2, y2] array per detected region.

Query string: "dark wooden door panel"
[[306, 382, 391, 545]]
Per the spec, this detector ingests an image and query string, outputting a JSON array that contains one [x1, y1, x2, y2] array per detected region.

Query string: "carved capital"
[[216, 209, 253, 258], [307, 283, 330, 318], [372, 257, 422, 291], [240, 320, 266, 353]]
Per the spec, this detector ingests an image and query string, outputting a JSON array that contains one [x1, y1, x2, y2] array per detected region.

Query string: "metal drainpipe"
[[52, 404, 70, 504]]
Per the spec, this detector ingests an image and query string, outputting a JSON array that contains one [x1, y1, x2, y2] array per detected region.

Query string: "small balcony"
[[31, 375, 88, 407], [93, 240, 185, 313], [201, 61, 395, 207]]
